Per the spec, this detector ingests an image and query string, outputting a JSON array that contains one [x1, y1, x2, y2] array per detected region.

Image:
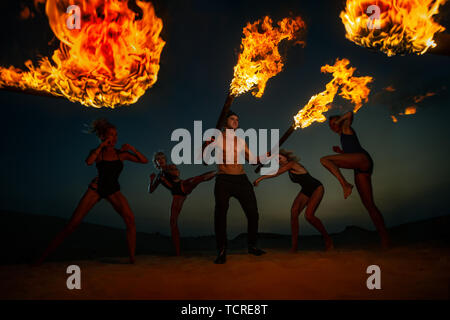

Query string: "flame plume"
[[229, 16, 306, 98], [293, 58, 373, 129], [0, 0, 165, 108], [340, 0, 447, 56]]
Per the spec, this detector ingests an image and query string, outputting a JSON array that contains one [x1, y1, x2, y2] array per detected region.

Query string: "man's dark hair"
[[226, 110, 238, 119]]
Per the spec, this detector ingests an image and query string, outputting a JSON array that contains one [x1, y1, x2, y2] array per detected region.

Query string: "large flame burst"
[[340, 0, 447, 56], [0, 0, 165, 108], [230, 16, 306, 98], [293, 58, 373, 129]]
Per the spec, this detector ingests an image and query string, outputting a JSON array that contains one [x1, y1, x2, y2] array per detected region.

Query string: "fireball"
[[0, 0, 165, 108], [340, 0, 447, 56]]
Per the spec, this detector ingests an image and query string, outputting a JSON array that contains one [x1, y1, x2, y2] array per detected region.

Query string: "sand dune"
[[0, 211, 448, 299]]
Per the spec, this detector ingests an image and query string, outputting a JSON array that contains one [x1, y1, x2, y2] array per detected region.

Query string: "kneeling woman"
[[254, 149, 333, 251], [149, 152, 216, 255], [35, 118, 148, 265]]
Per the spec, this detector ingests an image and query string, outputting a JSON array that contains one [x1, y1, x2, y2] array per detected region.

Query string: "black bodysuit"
[[95, 149, 124, 198], [340, 128, 374, 174], [288, 171, 322, 197], [159, 171, 186, 196]]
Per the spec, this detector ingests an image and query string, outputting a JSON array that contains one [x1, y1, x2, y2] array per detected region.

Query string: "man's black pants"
[[214, 174, 259, 250]]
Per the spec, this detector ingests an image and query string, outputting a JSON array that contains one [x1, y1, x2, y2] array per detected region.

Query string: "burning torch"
[[255, 58, 374, 173]]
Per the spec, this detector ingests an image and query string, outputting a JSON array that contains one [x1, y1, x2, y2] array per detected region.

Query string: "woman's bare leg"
[[320, 153, 371, 199], [290, 192, 308, 252], [170, 195, 186, 256], [303, 186, 334, 251], [354, 173, 390, 248], [34, 188, 101, 265], [107, 192, 137, 263], [181, 171, 216, 194]]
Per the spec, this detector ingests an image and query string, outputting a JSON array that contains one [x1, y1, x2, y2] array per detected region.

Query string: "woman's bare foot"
[[343, 183, 353, 199]]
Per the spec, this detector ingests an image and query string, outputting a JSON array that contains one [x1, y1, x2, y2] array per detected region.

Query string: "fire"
[[391, 115, 398, 122], [340, 0, 447, 56], [404, 106, 417, 114], [230, 16, 306, 98], [293, 58, 373, 129], [0, 0, 165, 108], [400, 106, 417, 115], [413, 92, 436, 103]]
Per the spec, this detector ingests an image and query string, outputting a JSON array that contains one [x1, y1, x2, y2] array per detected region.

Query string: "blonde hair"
[[279, 149, 300, 163], [153, 151, 166, 169]]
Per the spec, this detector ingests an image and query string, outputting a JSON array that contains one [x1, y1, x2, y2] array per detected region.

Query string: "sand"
[[1, 246, 448, 300]]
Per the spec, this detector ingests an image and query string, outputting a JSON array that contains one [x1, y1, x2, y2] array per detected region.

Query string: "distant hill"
[[0, 211, 448, 264]]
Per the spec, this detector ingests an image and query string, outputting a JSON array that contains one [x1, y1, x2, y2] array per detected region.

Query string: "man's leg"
[[235, 177, 265, 255], [214, 176, 232, 252]]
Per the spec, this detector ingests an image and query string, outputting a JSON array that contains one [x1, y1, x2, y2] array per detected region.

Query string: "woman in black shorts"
[[34, 118, 148, 265], [254, 149, 333, 252], [149, 152, 216, 255]]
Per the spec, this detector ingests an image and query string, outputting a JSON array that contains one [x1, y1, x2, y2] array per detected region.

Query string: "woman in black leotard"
[[253, 149, 333, 252], [35, 118, 148, 265], [149, 152, 216, 256], [320, 111, 390, 248]]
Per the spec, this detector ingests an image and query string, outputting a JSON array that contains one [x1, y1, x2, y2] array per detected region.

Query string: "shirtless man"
[[205, 110, 266, 264]]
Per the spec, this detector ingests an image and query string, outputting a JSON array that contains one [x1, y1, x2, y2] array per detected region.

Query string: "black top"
[[340, 127, 367, 154], [288, 171, 320, 186], [96, 149, 123, 198], [159, 170, 186, 196]]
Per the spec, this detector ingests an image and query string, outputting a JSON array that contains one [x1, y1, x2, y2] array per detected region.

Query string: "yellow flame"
[[391, 115, 398, 122], [293, 58, 373, 129], [0, 0, 165, 108], [230, 16, 306, 98], [340, 0, 447, 56], [399, 106, 417, 115]]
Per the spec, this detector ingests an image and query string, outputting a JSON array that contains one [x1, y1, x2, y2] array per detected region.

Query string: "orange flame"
[[399, 106, 417, 115], [0, 0, 165, 108], [391, 115, 398, 122], [293, 58, 373, 129], [230, 16, 306, 98], [340, 0, 447, 56], [413, 92, 436, 103]]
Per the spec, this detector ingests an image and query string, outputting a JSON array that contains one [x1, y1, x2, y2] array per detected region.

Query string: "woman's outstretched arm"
[[253, 161, 294, 186]]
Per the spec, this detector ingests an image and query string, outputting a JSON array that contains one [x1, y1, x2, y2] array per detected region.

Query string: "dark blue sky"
[[1, 0, 450, 237]]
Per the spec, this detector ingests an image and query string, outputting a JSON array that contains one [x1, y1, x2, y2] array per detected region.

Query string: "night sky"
[[1, 0, 450, 238]]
